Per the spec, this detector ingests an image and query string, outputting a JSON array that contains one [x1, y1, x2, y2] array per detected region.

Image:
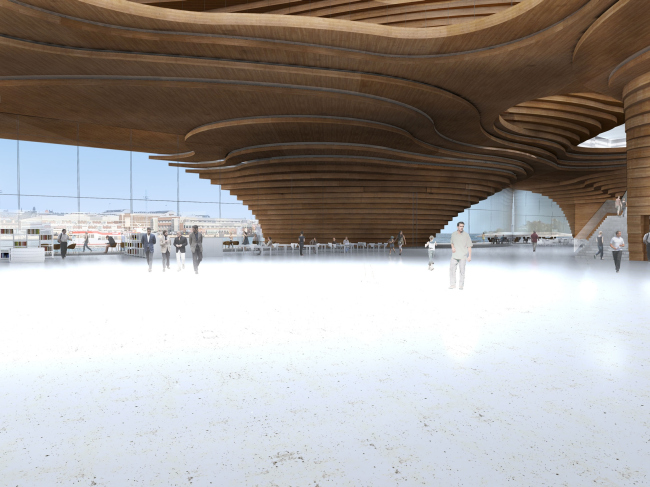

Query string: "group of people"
[[593, 229, 650, 270], [56, 230, 117, 258], [141, 225, 203, 274]]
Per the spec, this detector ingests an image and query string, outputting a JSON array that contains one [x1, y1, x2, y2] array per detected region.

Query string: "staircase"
[[574, 212, 629, 261]]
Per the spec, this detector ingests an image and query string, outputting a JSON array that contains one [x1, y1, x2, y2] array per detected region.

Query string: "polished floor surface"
[[1, 246, 649, 486]]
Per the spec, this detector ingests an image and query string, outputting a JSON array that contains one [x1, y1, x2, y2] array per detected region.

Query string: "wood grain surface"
[[0, 0, 648, 256]]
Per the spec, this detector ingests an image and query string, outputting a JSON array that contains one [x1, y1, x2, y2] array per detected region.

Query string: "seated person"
[[104, 235, 117, 253], [266, 237, 273, 246], [310, 237, 318, 246], [343, 237, 350, 252], [332, 237, 337, 248]]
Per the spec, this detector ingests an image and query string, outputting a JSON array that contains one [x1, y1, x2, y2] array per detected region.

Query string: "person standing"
[[644, 229, 650, 262], [343, 236, 351, 253], [425, 235, 436, 271], [160, 230, 171, 272], [594, 231, 604, 260], [615, 196, 622, 216], [57, 229, 69, 259], [299, 231, 305, 256], [388, 236, 395, 255], [531, 231, 539, 252], [449, 222, 473, 290], [141, 227, 156, 272], [609, 230, 625, 273], [173, 230, 187, 271], [189, 225, 203, 274], [242, 229, 249, 246], [83, 232, 92, 252], [396, 231, 406, 255]]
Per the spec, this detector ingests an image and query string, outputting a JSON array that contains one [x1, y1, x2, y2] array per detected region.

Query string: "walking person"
[[160, 230, 171, 272], [189, 225, 203, 274], [57, 229, 69, 259], [609, 230, 625, 273], [104, 235, 117, 253], [388, 236, 396, 255], [141, 227, 156, 272], [299, 231, 305, 256], [396, 231, 406, 255], [644, 229, 650, 262], [615, 196, 622, 216], [173, 230, 187, 271], [425, 235, 436, 271], [594, 231, 604, 260], [83, 232, 92, 252], [531, 231, 539, 252], [449, 222, 473, 290]]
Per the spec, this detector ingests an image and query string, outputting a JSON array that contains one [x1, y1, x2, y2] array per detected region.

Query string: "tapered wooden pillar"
[[623, 72, 650, 261]]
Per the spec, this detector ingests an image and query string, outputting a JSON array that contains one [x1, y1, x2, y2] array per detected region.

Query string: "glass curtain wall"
[[0, 114, 253, 221], [439, 189, 571, 237]]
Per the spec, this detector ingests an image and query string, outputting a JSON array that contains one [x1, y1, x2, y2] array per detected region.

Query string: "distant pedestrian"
[[343, 236, 351, 253], [104, 235, 117, 253], [396, 231, 406, 255], [615, 196, 622, 216], [57, 229, 69, 259], [173, 231, 187, 271], [160, 230, 171, 272], [594, 231, 604, 260], [622, 197, 627, 217], [299, 231, 305, 256], [242, 229, 249, 246], [531, 231, 539, 252], [189, 225, 203, 274], [388, 236, 396, 255], [141, 227, 156, 272], [644, 229, 650, 262], [609, 231, 625, 273], [83, 232, 92, 252], [481, 232, 485, 242], [425, 235, 436, 271], [449, 222, 472, 290]]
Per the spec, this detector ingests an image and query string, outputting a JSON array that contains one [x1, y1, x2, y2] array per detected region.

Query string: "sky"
[[0, 139, 254, 219]]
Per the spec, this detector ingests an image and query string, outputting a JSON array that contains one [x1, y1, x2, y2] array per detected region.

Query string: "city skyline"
[[0, 138, 254, 219]]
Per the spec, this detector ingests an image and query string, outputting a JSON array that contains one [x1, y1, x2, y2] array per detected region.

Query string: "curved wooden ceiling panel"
[[0, 0, 647, 243]]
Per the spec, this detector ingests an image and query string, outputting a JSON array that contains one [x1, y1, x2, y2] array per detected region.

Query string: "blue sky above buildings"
[[0, 139, 253, 218]]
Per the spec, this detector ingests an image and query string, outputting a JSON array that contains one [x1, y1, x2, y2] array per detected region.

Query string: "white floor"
[[1, 246, 649, 486]]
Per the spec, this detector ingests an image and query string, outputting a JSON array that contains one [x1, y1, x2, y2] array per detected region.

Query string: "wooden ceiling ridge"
[[0, 0, 648, 244]]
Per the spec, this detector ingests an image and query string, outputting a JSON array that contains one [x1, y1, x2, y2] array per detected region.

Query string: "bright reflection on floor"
[[0, 245, 648, 486]]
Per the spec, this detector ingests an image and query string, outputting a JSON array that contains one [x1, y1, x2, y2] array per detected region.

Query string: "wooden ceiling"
[[129, 0, 525, 28], [1, 0, 649, 243]]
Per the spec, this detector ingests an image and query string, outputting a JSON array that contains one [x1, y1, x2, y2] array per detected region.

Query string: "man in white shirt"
[[609, 231, 625, 273], [449, 222, 472, 290]]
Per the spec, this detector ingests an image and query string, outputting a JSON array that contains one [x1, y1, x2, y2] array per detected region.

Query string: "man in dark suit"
[[189, 225, 203, 274], [141, 227, 156, 272]]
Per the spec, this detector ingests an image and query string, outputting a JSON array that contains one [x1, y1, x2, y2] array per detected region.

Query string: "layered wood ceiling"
[[1, 0, 649, 245], [129, 0, 525, 28]]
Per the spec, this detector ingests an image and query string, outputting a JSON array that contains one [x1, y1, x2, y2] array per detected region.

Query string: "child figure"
[[388, 236, 396, 255], [425, 235, 436, 270]]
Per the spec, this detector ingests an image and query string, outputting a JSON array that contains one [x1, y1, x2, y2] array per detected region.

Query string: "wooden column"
[[623, 71, 650, 261]]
